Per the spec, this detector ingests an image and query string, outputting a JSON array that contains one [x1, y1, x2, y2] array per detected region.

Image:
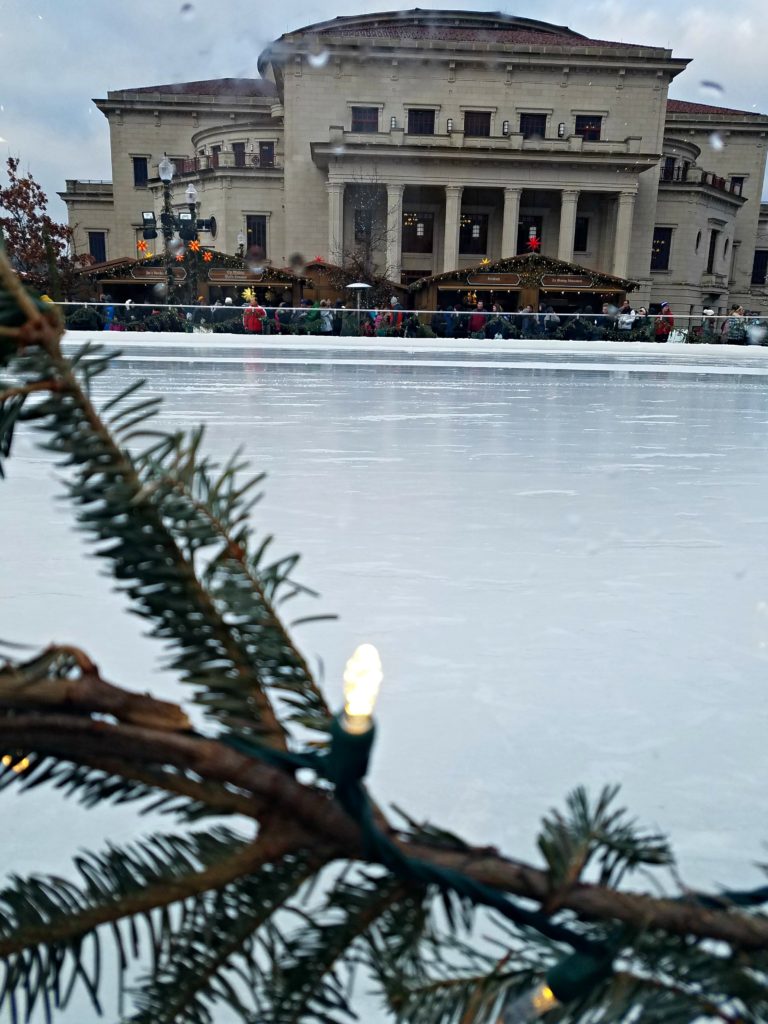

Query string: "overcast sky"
[[2, 0, 766, 219]]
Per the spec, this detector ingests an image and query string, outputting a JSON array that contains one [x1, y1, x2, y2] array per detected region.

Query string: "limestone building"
[[60, 9, 768, 313]]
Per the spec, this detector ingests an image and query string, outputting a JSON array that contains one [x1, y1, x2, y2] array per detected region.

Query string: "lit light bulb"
[[1, 754, 30, 774], [342, 643, 382, 734], [499, 982, 560, 1023]]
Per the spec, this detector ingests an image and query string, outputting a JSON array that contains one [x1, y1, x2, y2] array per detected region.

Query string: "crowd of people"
[[62, 294, 765, 344]]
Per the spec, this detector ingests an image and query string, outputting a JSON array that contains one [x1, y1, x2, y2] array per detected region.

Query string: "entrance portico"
[[327, 176, 638, 286]]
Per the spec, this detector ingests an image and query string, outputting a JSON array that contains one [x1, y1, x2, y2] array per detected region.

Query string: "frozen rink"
[[3, 335, 768, 1020]]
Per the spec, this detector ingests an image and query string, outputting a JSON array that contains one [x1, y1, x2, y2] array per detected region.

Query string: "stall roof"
[[410, 252, 637, 292], [81, 252, 309, 285]]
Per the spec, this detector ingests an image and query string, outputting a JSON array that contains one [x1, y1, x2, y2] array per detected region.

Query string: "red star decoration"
[[202, 250, 213, 262], [175, 253, 185, 262], [527, 236, 541, 251]]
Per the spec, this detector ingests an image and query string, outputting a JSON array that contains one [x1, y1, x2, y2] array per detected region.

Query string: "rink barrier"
[[53, 302, 768, 345]]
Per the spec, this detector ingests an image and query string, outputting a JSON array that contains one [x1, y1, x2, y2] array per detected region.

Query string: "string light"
[[2, 754, 30, 773], [342, 643, 382, 734], [499, 982, 559, 1022]]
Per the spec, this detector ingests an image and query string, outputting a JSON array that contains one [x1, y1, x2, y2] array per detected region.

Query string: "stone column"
[[501, 187, 522, 257], [557, 189, 580, 263], [327, 181, 345, 262], [386, 183, 405, 282], [443, 184, 463, 273], [612, 191, 636, 279]]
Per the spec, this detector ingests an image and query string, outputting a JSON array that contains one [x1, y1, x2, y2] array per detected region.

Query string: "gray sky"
[[2, 0, 766, 219]]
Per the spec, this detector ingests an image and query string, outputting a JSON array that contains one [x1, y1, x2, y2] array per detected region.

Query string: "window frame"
[[132, 156, 149, 188], [245, 214, 268, 257], [650, 226, 673, 272], [406, 108, 436, 135], [350, 106, 380, 133], [87, 230, 107, 263], [751, 249, 768, 285], [459, 212, 489, 255], [574, 114, 603, 142], [463, 110, 492, 137], [519, 113, 548, 139], [402, 211, 435, 254], [573, 216, 589, 253]]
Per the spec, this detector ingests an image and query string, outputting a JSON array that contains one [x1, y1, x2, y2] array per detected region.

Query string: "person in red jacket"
[[468, 300, 488, 336], [654, 301, 674, 342], [243, 295, 266, 334]]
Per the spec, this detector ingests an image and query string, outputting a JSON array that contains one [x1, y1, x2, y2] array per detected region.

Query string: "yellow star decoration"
[[480, 257, 491, 266]]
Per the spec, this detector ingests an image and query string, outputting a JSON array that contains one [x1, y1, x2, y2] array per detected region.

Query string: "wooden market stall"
[[409, 253, 637, 313], [75, 251, 307, 306]]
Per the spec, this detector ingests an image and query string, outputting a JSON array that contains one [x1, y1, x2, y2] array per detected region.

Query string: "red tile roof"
[[667, 99, 763, 117], [110, 78, 277, 98]]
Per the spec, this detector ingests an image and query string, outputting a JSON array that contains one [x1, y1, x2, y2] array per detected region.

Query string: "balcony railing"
[[174, 154, 280, 174], [659, 166, 744, 196]]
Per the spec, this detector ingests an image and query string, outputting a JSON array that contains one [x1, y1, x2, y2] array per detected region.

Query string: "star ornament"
[[175, 253, 185, 262], [527, 235, 541, 251], [137, 240, 148, 252], [480, 257, 491, 266], [202, 250, 213, 262], [189, 239, 201, 253]]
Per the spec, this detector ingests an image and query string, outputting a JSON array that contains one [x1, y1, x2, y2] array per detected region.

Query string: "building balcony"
[[312, 127, 653, 169], [659, 166, 745, 197], [174, 153, 281, 173]]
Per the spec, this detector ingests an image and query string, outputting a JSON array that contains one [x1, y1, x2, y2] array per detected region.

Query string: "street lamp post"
[[158, 155, 175, 302], [185, 182, 199, 305]]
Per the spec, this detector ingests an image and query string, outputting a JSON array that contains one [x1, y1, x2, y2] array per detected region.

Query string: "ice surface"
[[2, 335, 768, 1021]]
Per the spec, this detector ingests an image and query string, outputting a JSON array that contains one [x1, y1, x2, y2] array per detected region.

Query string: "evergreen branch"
[[127, 855, 319, 1024], [12, 336, 290, 747], [0, 645, 189, 731], [2, 713, 768, 953], [0, 829, 303, 962]]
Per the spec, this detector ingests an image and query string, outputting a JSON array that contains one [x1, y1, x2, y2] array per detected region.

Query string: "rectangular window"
[[351, 106, 379, 133], [259, 142, 275, 167], [661, 156, 676, 182], [464, 111, 491, 137], [459, 213, 488, 255], [232, 142, 246, 168], [730, 175, 745, 195], [354, 208, 373, 243], [574, 115, 602, 141], [706, 229, 720, 274], [519, 113, 547, 139], [132, 157, 148, 187], [210, 145, 221, 168], [574, 216, 589, 253], [752, 250, 768, 285], [245, 214, 267, 256], [88, 231, 106, 263], [651, 227, 673, 271], [517, 214, 543, 256], [407, 108, 435, 135], [402, 211, 434, 253]]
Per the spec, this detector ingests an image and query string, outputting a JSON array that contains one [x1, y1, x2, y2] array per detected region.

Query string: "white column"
[[557, 189, 580, 263], [327, 182, 345, 262], [501, 187, 522, 258], [386, 183, 405, 282], [443, 185, 463, 272], [612, 191, 636, 279]]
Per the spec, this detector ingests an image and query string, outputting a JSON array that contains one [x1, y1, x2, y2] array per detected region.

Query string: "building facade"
[[60, 9, 768, 313]]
